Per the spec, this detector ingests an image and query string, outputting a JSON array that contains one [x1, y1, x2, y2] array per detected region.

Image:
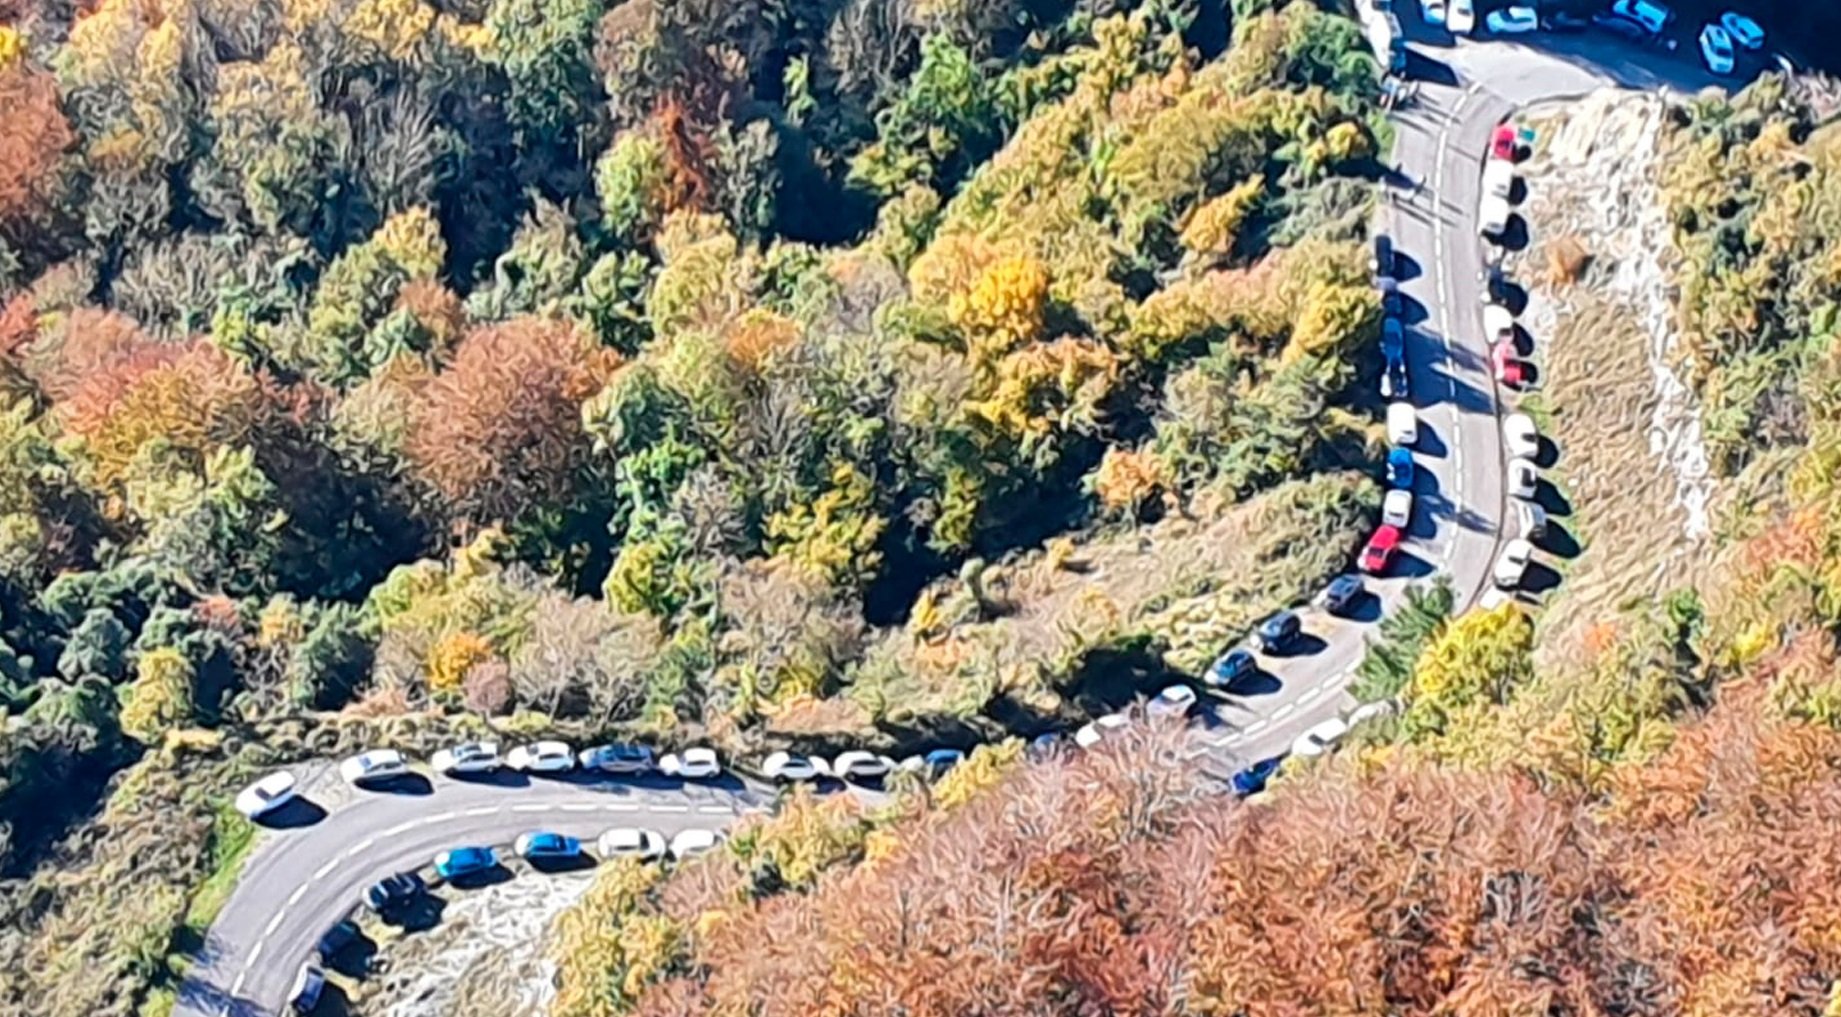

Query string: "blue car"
[[1207, 648, 1258, 689], [515, 831, 584, 860], [1386, 447, 1415, 490], [1231, 758, 1282, 797], [433, 846, 496, 880]]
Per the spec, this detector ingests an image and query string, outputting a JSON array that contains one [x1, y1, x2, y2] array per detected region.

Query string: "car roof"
[[1371, 524, 1403, 548]]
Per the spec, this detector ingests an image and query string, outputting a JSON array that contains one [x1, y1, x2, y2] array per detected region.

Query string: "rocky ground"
[[1505, 88, 1717, 668]]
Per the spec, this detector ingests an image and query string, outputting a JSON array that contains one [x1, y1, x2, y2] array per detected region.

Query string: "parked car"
[[1231, 757, 1283, 797], [831, 750, 895, 781], [760, 751, 822, 782], [1516, 499, 1548, 540], [340, 749, 409, 786], [899, 747, 966, 777], [515, 831, 584, 861], [1698, 22, 1736, 74], [1382, 488, 1414, 530], [1382, 351, 1410, 400], [234, 771, 298, 819], [1206, 648, 1259, 689], [1482, 158, 1515, 201], [1075, 713, 1131, 748], [1610, 0, 1672, 34], [1504, 412, 1541, 460], [289, 963, 325, 1014], [668, 828, 723, 859], [1291, 717, 1351, 759], [660, 747, 722, 779], [1447, 0, 1474, 33], [433, 846, 497, 881], [1489, 123, 1520, 162], [1419, 0, 1446, 26], [1492, 338, 1528, 387], [1484, 301, 1518, 347], [316, 920, 360, 963], [1479, 193, 1512, 238], [1494, 538, 1535, 589], [1148, 684, 1199, 720], [1348, 698, 1400, 730], [1316, 574, 1365, 616], [597, 826, 666, 861], [1485, 5, 1539, 33], [506, 740, 575, 774], [1257, 610, 1302, 653], [1720, 10, 1764, 49], [1360, 524, 1404, 575], [1387, 402, 1418, 447], [1508, 457, 1539, 500], [432, 741, 501, 775], [1386, 447, 1415, 490], [1381, 316, 1405, 358], [577, 743, 654, 774], [363, 871, 425, 912], [1379, 275, 1402, 316]]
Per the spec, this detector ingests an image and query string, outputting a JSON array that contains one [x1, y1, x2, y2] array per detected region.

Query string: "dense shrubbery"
[[0, 0, 1388, 1008]]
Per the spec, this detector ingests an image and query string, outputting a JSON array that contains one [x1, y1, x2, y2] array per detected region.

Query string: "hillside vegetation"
[[504, 73, 1841, 1017], [0, 0, 1391, 1011]]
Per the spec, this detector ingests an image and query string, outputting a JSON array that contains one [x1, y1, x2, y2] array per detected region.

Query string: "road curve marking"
[[313, 858, 339, 881]]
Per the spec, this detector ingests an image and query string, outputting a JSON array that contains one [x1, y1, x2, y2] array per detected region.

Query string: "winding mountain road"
[[177, 22, 1730, 1017]]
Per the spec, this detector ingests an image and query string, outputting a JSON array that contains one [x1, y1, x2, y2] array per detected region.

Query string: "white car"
[[660, 746, 722, 779], [1719, 10, 1763, 49], [431, 741, 501, 775], [1291, 717, 1350, 759], [1147, 685, 1198, 720], [1347, 699, 1399, 730], [234, 771, 298, 819], [1419, 0, 1446, 25], [1493, 538, 1535, 589], [1447, 0, 1475, 34], [340, 749, 409, 786], [1479, 193, 1511, 239], [831, 750, 895, 781], [1698, 23, 1735, 75], [668, 828, 722, 859], [1508, 457, 1539, 500], [1515, 499, 1548, 540], [1382, 488, 1414, 529], [1504, 412, 1540, 460], [577, 743, 654, 774], [597, 826, 666, 861], [1483, 303, 1516, 345], [1074, 712, 1131, 748], [761, 750, 823, 782], [1485, 5, 1539, 34], [1482, 158, 1515, 201], [507, 740, 575, 773], [1386, 402, 1418, 448]]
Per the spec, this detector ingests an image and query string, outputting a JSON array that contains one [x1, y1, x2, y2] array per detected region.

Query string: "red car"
[[1492, 339, 1528, 387], [1359, 525, 1403, 574], [1490, 124, 1519, 162]]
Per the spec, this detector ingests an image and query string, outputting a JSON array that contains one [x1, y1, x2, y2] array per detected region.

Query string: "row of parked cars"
[[237, 739, 965, 820], [1422, 0, 1772, 78]]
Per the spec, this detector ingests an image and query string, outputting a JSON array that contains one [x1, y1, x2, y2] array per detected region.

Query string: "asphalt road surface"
[[177, 21, 1735, 1017]]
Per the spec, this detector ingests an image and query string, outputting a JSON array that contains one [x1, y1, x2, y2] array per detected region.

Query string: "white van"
[[1479, 194, 1511, 239], [1482, 158, 1515, 201], [1387, 402, 1418, 447]]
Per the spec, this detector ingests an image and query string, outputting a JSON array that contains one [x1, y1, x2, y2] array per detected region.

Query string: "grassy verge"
[[180, 803, 258, 940]]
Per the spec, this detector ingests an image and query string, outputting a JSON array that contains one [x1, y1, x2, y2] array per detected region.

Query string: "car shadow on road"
[[1522, 560, 1565, 595], [1226, 671, 1283, 697], [361, 773, 433, 797], [1537, 522, 1583, 560], [390, 893, 449, 934], [1342, 590, 1385, 624], [1534, 435, 1562, 469], [310, 980, 354, 1017], [1392, 549, 1438, 580], [1406, 49, 1460, 83], [1431, 365, 1495, 415], [1269, 633, 1329, 658], [1535, 479, 1575, 517], [449, 769, 530, 788], [1422, 489, 1497, 535], [442, 864, 512, 892], [258, 798, 328, 829], [175, 975, 266, 1017], [525, 854, 599, 876], [1495, 214, 1532, 252], [1412, 421, 1449, 459], [321, 926, 377, 979], [1391, 250, 1424, 283]]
